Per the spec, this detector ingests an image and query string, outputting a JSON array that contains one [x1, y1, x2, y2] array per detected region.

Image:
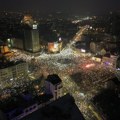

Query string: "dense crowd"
[[9, 47, 116, 93], [0, 46, 116, 120], [0, 26, 118, 119]]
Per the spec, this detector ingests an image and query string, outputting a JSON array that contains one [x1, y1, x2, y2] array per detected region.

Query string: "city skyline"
[[0, 2, 120, 119], [0, 0, 120, 15]]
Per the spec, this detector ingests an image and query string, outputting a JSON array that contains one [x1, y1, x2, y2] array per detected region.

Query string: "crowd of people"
[[0, 46, 117, 120], [10, 47, 116, 93]]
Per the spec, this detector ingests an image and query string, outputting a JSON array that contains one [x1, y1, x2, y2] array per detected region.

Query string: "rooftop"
[[0, 59, 26, 69], [46, 74, 62, 85], [34, 94, 53, 105], [0, 93, 35, 113], [22, 93, 85, 120], [0, 92, 53, 120]]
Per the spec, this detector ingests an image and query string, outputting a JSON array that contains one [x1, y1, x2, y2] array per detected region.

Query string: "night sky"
[[0, 0, 120, 14]]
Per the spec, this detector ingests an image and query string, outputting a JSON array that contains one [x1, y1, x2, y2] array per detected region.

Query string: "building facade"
[[0, 61, 28, 87], [48, 41, 62, 53], [24, 23, 40, 53], [45, 74, 63, 100]]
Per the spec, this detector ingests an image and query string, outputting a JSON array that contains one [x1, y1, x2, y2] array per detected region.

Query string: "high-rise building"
[[24, 23, 40, 53], [22, 15, 40, 53]]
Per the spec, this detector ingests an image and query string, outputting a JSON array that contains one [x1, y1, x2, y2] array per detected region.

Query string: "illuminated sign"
[[33, 24, 37, 29]]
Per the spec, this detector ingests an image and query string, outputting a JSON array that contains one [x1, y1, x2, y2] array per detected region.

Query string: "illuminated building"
[[92, 55, 102, 62], [0, 59, 28, 87], [8, 38, 24, 50], [47, 36, 62, 53], [21, 15, 40, 53], [24, 22, 40, 53], [48, 41, 62, 53], [22, 15, 34, 26], [45, 74, 63, 100], [0, 44, 14, 58], [0, 45, 9, 54], [90, 42, 103, 54]]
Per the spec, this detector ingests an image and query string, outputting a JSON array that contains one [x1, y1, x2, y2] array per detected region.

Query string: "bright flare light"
[[85, 63, 95, 68], [81, 49, 86, 53]]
